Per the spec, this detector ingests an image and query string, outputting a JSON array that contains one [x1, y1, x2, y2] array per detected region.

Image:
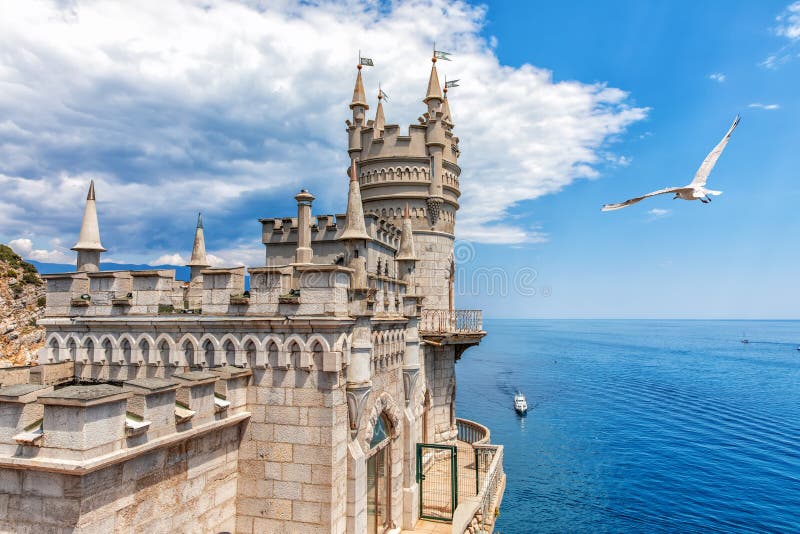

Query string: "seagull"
[[601, 115, 740, 212]]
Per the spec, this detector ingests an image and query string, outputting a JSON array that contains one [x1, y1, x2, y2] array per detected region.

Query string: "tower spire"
[[187, 212, 209, 268], [339, 159, 370, 241], [374, 86, 386, 132], [424, 56, 443, 104], [71, 180, 105, 272], [442, 85, 454, 126], [350, 64, 369, 110]]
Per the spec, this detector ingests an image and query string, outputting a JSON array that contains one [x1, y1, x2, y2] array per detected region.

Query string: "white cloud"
[[8, 238, 71, 263], [647, 208, 671, 220], [708, 73, 726, 83], [777, 2, 800, 40], [748, 102, 780, 110], [150, 253, 186, 266], [0, 0, 646, 256]]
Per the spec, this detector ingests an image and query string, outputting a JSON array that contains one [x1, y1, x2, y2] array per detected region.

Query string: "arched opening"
[[267, 341, 279, 368], [202, 340, 214, 367], [121, 339, 132, 364], [289, 342, 301, 369], [184, 341, 196, 368], [224, 340, 236, 366], [139, 340, 150, 364], [159, 340, 170, 366], [367, 413, 393, 534], [245, 340, 257, 367], [85, 339, 95, 363], [311, 341, 324, 369], [48, 338, 59, 361], [67, 338, 77, 361], [102, 339, 112, 363]]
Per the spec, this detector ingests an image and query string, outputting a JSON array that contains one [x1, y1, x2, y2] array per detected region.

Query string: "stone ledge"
[[38, 384, 132, 407], [0, 411, 250, 475]]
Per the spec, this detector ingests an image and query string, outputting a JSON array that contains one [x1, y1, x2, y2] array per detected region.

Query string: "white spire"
[[72, 180, 105, 252], [71, 180, 105, 272], [339, 159, 370, 241], [187, 213, 209, 268]]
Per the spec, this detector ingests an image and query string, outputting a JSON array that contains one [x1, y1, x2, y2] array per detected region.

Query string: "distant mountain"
[[29, 261, 191, 281]]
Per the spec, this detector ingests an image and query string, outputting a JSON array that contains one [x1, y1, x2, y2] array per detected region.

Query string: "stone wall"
[[235, 363, 348, 534], [0, 423, 241, 533]]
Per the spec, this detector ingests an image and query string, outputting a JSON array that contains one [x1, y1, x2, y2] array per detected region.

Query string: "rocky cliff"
[[0, 245, 45, 366]]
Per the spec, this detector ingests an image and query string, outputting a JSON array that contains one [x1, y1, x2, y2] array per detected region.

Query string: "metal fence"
[[419, 309, 483, 334], [456, 418, 491, 446]]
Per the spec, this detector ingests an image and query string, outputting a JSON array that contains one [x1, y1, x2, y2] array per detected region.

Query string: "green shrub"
[[21, 272, 42, 286], [20, 261, 37, 275], [5, 269, 17, 278], [37, 296, 46, 308], [0, 244, 22, 266]]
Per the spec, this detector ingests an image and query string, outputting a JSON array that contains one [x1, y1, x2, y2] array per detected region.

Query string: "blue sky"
[[1, 1, 799, 318]]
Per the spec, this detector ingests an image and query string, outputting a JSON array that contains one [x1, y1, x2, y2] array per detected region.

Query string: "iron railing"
[[419, 309, 483, 334], [452, 443, 504, 533], [456, 418, 491, 446]]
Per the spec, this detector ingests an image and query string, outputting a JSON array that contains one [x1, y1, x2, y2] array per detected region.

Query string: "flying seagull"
[[601, 115, 740, 212]]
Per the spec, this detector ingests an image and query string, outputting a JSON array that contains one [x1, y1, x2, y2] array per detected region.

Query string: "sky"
[[0, 0, 798, 318]]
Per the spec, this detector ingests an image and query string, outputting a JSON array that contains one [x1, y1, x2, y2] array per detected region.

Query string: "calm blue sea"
[[456, 320, 800, 533]]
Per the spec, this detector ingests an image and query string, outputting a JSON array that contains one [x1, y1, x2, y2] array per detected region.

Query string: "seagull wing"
[[601, 187, 688, 211], [690, 115, 740, 188]]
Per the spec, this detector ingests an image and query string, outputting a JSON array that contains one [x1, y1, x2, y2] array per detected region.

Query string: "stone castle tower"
[[347, 58, 460, 311], [0, 57, 503, 534]]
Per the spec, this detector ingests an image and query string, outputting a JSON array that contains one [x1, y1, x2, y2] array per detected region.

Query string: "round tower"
[[347, 58, 461, 310]]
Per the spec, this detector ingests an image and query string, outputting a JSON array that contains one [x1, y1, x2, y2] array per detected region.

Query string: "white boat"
[[514, 392, 528, 415]]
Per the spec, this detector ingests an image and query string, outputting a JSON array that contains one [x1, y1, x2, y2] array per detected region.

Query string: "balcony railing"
[[456, 417, 491, 446], [419, 309, 483, 334]]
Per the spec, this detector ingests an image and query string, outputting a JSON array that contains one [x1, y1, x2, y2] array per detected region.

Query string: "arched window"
[[203, 340, 214, 367], [245, 340, 257, 367], [183, 341, 195, 367], [85, 339, 95, 363], [67, 338, 77, 361], [102, 339, 112, 362], [367, 413, 392, 533], [48, 338, 59, 361]]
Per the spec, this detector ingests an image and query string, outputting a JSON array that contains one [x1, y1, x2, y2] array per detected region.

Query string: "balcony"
[[419, 309, 484, 335], [406, 419, 505, 534]]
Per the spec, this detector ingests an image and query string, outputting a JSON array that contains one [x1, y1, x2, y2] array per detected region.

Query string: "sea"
[[455, 320, 800, 533]]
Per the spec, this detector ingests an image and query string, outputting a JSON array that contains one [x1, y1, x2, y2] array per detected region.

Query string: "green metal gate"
[[416, 443, 458, 521]]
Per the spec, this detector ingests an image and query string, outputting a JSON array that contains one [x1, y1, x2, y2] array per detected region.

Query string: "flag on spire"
[[445, 79, 460, 88], [434, 49, 452, 61], [359, 57, 374, 66]]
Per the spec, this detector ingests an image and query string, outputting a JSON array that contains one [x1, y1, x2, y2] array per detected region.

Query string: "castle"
[[0, 58, 505, 533]]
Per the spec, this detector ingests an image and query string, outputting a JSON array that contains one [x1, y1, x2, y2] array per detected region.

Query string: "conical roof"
[[350, 66, 369, 110], [187, 213, 209, 267], [396, 204, 417, 261], [374, 96, 385, 131], [339, 159, 370, 241], [71, 180, 106, 252], [442, 91, 454, 126], [424, 61, 443, 103]]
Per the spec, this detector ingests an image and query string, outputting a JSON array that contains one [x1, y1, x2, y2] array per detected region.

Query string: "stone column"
[[295, 190, 315, 264]]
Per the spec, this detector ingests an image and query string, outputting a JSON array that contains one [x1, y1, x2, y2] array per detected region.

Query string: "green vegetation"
[[37, 296, 46, 308], [21, 272, 42, 286], [5, 269, 17, 278], [0, 244, 39, 281]]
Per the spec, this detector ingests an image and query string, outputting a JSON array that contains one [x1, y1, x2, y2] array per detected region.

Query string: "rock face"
[[0, 245, 45, 366]]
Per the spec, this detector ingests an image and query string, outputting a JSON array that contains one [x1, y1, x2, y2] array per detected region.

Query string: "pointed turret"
[[187, 213, 209, 268], [71, 180, 105, 272], [396, 204, 417, 261], [424, 58, 443, 105], [339, 159, 370, 241], [442, 87, 454, 127], [374, 90, 386, 132], [350, 65, 369, 110]]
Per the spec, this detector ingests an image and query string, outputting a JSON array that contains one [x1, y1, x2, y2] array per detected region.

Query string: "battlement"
[[0, 371, 250, 471]]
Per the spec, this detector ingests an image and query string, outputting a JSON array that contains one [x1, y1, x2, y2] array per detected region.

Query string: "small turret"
[[442, 86, 454, 128], [350, 65, 369, 111], [424, 57, 444, 113], [339, 160, 370, 241], [187, 213, 209, 283], [374, 89, 386, 133], [71, 180, 105, 272]]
